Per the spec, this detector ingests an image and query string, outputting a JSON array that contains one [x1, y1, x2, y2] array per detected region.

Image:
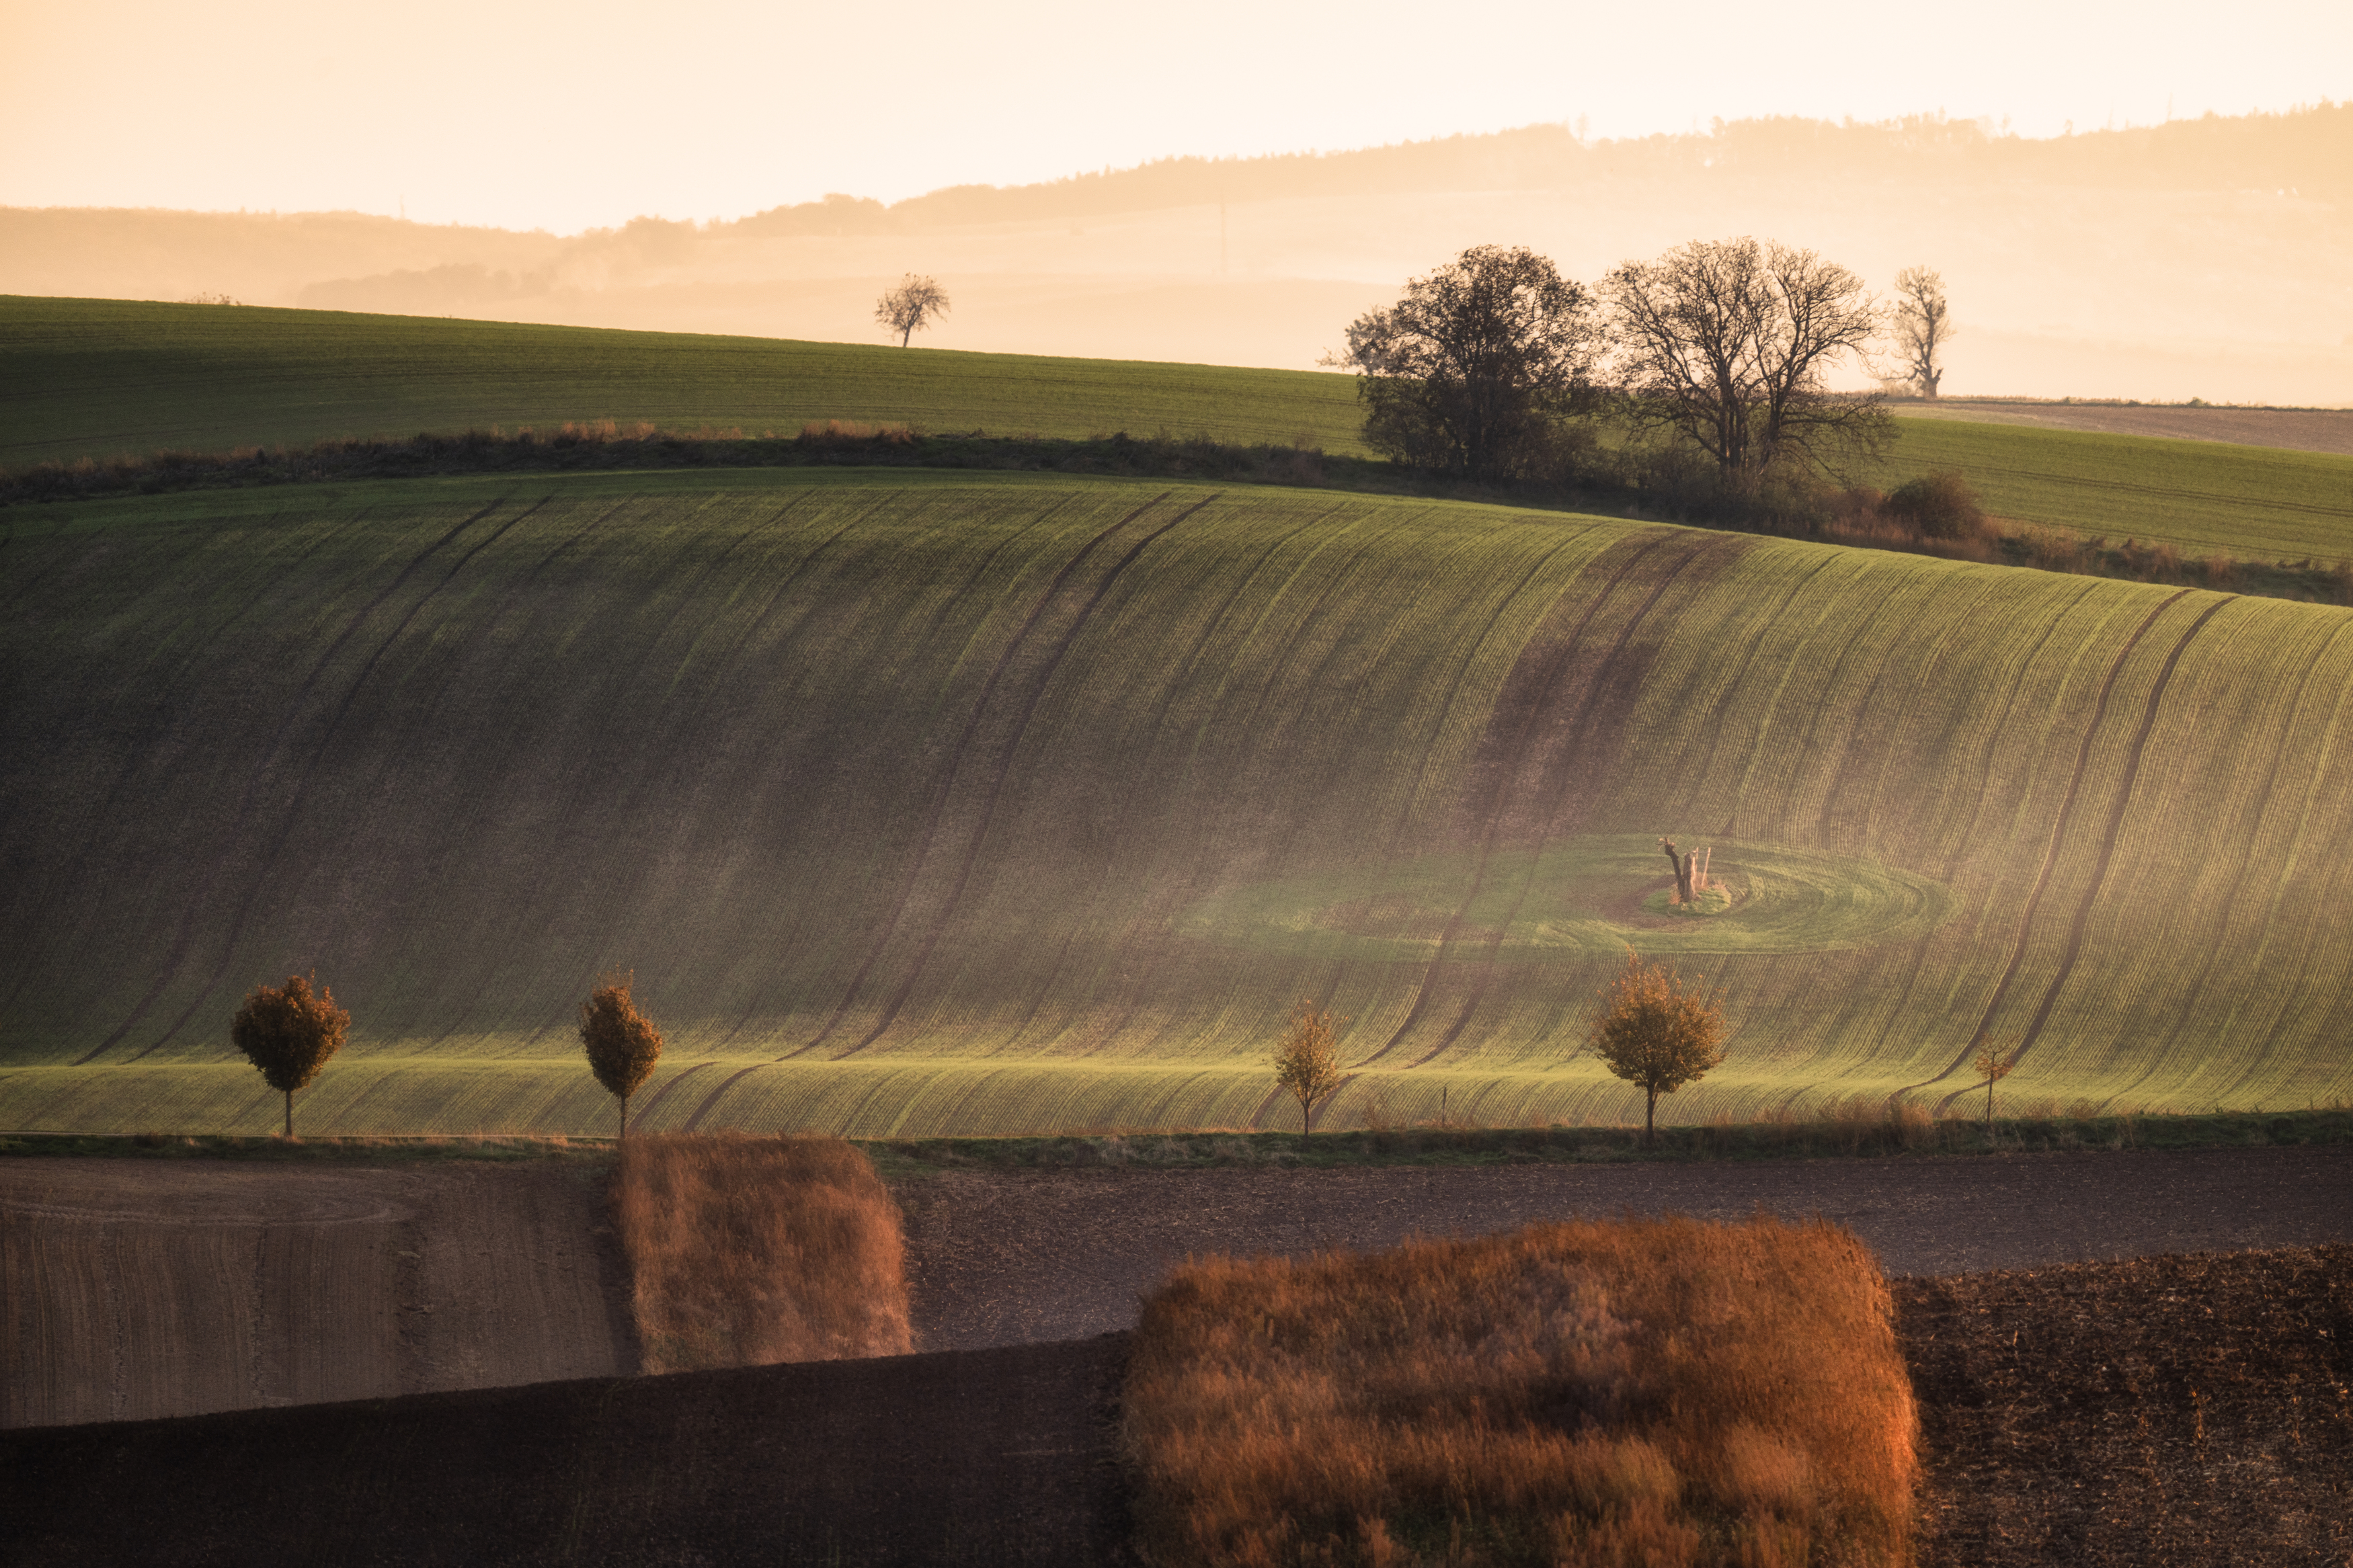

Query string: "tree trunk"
[[1661, 839, 1693, 904], [1985, 1076, 1995, 1128], [1645, 1086, 1657, 1149], [621, 1091, 629, 1143], [284, 1089, 292, 1139], [1301, 1096, 1311, 1137]]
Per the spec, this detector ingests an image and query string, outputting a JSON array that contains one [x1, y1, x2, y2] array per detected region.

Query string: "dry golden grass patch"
[[1125, 1216, 1915, 1568], [611, 1132, 912, 1374]]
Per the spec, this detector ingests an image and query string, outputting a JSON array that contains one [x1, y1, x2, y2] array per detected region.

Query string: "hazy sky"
[[3, 0, 2343, 234]]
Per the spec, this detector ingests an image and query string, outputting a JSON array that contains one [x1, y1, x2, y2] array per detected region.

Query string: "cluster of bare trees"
[[1333, 242, 1955, 488]]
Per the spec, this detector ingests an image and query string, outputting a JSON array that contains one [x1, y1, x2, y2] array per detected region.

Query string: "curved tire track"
[[1886, 589, 2196, 1106], [1353, 532, 1676, 1070], [124, 499, 549, 1061], [1929, 595, 2233, 1113], [73, 501, 517, 1065]]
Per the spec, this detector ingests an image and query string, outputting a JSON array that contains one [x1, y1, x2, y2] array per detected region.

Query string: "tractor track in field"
[[0, 505, 375, 1030], [682, 495, 1207, 1130], [704, 493, 952, 1045], [1896, 588, 2196, 1107], [1352, 532, 1674, 1070], [1933, 594, 2231, 1113], [1962, 596, 2237, 1095], [783, 497, 1172, 1063], [832, 497, 1210, 1059], [74, 499, 519, 1066], [1405, 533, 1748, 1069]]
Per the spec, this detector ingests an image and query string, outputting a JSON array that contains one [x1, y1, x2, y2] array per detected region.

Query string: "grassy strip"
[[11, 1106, 2348, 1171], [1125, 1215, 1915, 1566], [610, 1132, 910, 1373]]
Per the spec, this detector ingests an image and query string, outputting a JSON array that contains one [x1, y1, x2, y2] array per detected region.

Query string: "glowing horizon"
[[1, 0, 2344, 235]]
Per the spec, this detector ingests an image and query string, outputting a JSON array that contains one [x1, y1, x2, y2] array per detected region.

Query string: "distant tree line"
[[1329, 239, 1954, 499]]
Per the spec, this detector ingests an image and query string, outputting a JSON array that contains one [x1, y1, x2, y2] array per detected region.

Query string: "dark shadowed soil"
[[897, 1146, 2353, 1350], [0, 1334, 1135, 1568], [1901, 1247, 2353, 1567]]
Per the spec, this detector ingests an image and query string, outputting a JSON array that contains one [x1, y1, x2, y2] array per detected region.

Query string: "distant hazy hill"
[[3, 106, 2347, 401]]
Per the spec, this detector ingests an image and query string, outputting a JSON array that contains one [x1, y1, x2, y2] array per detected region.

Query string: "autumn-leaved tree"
[[1271, 997, 1347, 1135], [1586, 952, 1727, 1147], [875, 274, 951, 347], [581, 972, 665, 1140], [231, 973, 351, 1138]]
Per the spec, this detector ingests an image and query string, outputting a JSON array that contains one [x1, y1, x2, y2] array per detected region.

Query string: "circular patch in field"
[[1175, 835, 1951, 961]]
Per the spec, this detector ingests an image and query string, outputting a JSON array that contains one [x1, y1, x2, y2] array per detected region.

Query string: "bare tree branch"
[[1892, 265, 1954, 399], [1604, 237, 1890, 489], [875, 275, 951, 347]]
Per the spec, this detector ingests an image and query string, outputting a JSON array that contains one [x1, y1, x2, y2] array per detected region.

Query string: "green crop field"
[[5, 467, 2351, 1139], [8, 296, 2351, 565], [0, 296, 1368, 466], [1866, 417, 2353, 563]]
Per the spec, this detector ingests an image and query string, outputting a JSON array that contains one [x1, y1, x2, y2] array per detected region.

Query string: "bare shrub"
[[610, 1132, 912, 1374], [1882, 470, 1987, 540], [1125, 1214, 1917, 1567]]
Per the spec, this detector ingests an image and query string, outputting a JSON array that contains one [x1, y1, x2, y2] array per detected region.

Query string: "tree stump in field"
[[1660, 837, 1696, 905]]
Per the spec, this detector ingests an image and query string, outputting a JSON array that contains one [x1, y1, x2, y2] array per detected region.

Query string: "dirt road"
[[1, 1158, 634, 1429], [895, 1146, 2353, 1351]]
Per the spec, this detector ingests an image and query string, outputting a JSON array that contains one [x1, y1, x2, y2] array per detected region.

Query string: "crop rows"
[[5, 469, 2351, 1136]]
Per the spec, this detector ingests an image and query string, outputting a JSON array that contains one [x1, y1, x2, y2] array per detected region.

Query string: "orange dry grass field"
[[1125, 1217, 1915, 1568], [610, 1133, 912, 1374]]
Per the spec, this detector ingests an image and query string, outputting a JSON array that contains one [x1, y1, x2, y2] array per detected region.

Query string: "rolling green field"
[[1864, 418, 2353, 563], [0, 296, 1368, 464], [7, 296, 2350, 565], [5, 466, 2351, 1138]]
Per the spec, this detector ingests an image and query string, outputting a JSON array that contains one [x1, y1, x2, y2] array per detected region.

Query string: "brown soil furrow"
[[70, 499, 513, 1065], [832, 497, 1211, 1061], [1933, 595, 2233, 1112], [787, 497, 1174, 1059], [1355, 534, 1673, 1069], [1, 1160, 625, 1430], [1895, 588, 2195, 1104]]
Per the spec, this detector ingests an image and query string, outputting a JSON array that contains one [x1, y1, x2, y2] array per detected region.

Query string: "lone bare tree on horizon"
[[875, 274, 951, 347], [1893, 265, 1954, 399]]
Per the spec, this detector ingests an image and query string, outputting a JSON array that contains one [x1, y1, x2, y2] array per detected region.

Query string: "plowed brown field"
[[1, 1158, 633, 1429]]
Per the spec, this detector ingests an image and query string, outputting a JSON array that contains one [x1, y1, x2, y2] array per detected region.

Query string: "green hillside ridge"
[[5, 468, 2351, 1139], [10, 297, 2352, 565], [0, 296, 1366, 464]]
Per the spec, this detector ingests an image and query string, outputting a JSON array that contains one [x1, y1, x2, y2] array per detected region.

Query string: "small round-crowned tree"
[[580, 972, 665, 1141], [1586, 951, 1727, 1148], [230, 973, 351, 1138], [1271, 997, 1347, 1135]]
